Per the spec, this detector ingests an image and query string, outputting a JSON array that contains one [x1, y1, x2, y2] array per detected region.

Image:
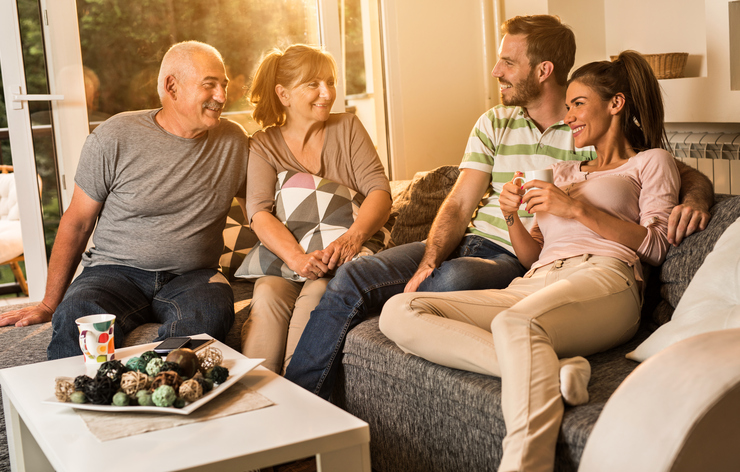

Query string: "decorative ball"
[[173, 397, 186, 409], [126, 356, 148, 373], [196, 377, 214, 393], [166, 348, 200, 379], [85, 376, 117, 405], [112, 391, 130, 406], [120, 371, 150, 397], [74, 375, 94, 392], [96, 360, 128, 388], [152, 385, 176, 407], [159, 361, 182, 376], [151, 371, 182, 393], [146, 358, 164, 376], [179, 379, 203, 403], [139, 350, 161, 365], [206, 365, 229, 385], [54, 377, 76, 402], [197, 347, 223, 373], [136, 390, 154, 406], [70, 391, 87, 404]]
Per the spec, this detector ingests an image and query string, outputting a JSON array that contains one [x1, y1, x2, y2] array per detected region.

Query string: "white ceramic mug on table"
[[76, 314, 116, 366]]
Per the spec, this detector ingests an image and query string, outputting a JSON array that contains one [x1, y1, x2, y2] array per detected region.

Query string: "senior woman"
[[242, 44, 392, 374]]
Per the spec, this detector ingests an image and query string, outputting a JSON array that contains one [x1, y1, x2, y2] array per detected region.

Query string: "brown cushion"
[[390, 165, 460, 246]]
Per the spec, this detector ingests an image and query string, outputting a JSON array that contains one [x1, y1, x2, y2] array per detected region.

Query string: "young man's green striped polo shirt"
[[459, 105, 596, 248]]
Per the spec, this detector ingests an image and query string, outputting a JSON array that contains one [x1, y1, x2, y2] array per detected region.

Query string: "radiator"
[[668, 132, 740, 195]]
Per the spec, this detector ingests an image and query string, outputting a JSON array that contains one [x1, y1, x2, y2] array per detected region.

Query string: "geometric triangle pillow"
[[235, 171, 390, 282], [219, 198, 259, 280]]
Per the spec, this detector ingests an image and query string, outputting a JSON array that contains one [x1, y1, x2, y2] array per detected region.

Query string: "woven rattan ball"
[[55, 377, 76, 402], [120, 371, 150, 397], [150, 370, 182, 393], [197, 346, 223, 373], [179, 379, 203, 403]]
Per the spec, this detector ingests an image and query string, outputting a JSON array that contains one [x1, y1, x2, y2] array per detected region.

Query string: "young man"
[[0, 41, 249, 359], [283, 15, 713, 400]]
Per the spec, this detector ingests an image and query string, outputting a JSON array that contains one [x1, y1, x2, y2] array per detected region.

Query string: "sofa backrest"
[[650, 194, 740, 325]]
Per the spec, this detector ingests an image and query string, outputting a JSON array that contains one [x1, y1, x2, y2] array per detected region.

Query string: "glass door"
[[0, 0, 84, 301]]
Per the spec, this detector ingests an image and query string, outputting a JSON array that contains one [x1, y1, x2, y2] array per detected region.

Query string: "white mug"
[[513, 168, 554, 189], [76, 314, 116, 366]]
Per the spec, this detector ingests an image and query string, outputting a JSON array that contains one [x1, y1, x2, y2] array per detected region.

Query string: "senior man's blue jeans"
[[284, 234, 526, 400], [48, 265, 234, 360]]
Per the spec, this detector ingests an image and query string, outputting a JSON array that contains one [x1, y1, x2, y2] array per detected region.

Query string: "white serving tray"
[[44, 355, 264, 415]]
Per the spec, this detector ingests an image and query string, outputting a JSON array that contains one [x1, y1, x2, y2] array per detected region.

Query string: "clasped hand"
[[292, 232, 363, 280], [500, 172, 577, 219]]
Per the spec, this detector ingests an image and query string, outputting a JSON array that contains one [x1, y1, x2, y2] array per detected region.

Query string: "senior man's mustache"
[[202, 101, 224, 111]]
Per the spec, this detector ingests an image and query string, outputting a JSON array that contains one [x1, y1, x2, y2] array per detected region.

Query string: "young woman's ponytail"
[[569, 50, 668, 152]]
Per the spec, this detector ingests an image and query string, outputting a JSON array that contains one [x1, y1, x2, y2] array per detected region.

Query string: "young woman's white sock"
[[559, 356, 591, 406]]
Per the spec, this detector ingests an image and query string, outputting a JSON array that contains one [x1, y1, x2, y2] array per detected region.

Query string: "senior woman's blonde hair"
[[249, 44, 337, 128]]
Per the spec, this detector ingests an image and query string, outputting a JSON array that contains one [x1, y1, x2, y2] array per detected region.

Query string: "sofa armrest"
[[579, 328, 740, 472]]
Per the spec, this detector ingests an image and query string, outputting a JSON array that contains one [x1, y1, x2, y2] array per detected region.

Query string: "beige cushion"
[[579, 328, 740, 472], [0, 172, 19, 221], [627, 216, 740, 362], [0, 173, 23, 261]]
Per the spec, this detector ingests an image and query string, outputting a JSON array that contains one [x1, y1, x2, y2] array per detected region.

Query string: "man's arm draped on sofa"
[[669, 160, 713, 246]]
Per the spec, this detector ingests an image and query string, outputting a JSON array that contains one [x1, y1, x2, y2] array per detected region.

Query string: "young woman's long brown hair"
[[568, 50, 668, 152]]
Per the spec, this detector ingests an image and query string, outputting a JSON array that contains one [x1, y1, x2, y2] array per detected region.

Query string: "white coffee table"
[[0, 336, 371, 472]]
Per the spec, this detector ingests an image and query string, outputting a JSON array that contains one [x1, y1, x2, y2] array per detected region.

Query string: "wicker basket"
[[609, 52, 689, 79]]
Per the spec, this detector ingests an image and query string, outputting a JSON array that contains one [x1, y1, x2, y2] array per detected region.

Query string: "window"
[[75, 0, 321, 134]]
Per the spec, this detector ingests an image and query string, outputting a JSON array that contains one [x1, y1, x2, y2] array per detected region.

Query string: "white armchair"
[[0, 165, 28, 295]]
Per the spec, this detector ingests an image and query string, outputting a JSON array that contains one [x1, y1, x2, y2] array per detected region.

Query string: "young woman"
[[242, 44, 391, 374], [378, 50, 679, 472]]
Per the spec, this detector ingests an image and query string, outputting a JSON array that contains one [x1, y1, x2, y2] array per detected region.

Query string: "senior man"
[[0, 41, 249, 359]]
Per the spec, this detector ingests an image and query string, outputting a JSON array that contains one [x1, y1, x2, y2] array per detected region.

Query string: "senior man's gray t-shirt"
[[75, 109, 248, 274]]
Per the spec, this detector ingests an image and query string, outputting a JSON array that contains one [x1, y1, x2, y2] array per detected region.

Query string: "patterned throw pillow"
[[235, 171, 391, 282], [219, 198, 259, 280]]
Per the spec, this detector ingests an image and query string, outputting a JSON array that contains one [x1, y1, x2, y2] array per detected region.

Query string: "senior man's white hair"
[[157, 41, 224, 102]]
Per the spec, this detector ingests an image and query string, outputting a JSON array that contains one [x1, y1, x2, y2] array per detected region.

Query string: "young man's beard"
[[500, 69, 541, 107]]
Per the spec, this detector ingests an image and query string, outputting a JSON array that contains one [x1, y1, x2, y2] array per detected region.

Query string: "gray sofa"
[[330, 167, 740, 472], [1, 165, 739, 472]]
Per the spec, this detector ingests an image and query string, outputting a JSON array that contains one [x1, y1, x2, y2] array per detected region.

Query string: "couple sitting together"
[[1, 14, 713, 472]]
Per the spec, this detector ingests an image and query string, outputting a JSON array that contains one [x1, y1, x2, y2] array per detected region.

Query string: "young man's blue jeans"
[[284, 234, 525, 399], [48, 265, 235, 360]]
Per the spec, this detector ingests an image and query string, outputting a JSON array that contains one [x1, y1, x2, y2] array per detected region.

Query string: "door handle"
[[11, 93, 64, 109]]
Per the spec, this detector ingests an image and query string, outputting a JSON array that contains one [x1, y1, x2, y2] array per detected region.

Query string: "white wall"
[[383, 0, 740, 178], [503, 0, 740, 125], [382, 0, 496, 180]]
